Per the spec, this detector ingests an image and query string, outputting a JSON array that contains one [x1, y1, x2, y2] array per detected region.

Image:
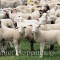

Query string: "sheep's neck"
[[34, 28, 42, 42]]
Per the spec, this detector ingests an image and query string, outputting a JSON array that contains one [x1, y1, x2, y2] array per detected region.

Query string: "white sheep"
[[31, 24, 60, 58], [1, 22, 26, 56]]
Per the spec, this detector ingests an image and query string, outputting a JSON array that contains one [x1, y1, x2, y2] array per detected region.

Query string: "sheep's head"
[[27, 24, 40, 34], [14, 14, 24, 23], [17, 22, 26, 34]]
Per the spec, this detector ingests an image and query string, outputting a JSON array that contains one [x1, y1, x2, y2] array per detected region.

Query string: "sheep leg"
[[18, 42, 21, 54], [9, 42, 13, 47], [30, 41, 34, 51], [13, 40, 19, 56], [40, 42, 45, 58], [49, 44, 54, 50]]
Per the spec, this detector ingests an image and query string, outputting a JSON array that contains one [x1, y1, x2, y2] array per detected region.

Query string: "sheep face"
[[31, 24, 40, 33], [14, 14, 23, 23], [17, 23, 26, 33]]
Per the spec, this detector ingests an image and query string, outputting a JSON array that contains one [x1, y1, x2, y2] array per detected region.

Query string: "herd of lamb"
[[0, 0, 60, 58]]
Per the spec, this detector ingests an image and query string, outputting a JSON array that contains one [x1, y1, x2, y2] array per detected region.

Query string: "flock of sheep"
[[0, 0, 60, 58]]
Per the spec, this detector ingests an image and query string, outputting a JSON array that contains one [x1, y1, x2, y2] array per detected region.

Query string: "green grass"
[[0, 40, 60, 60]]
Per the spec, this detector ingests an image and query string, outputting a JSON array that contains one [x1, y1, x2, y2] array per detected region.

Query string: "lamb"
[[31, 24, 60, 58]]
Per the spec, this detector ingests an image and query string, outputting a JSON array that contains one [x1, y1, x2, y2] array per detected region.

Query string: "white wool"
[[1, 19, 14, 28], [39, 13, 47, 25]]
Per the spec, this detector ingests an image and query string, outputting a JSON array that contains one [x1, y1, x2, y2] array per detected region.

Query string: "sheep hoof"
[[16, 53, 19, 56]]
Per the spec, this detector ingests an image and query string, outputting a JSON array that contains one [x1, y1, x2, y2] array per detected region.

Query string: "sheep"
[[0, 22, 26, 56], [31, 24, 60, 58], [0, 19, 15, 28], [40, 24, 60, 50]]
